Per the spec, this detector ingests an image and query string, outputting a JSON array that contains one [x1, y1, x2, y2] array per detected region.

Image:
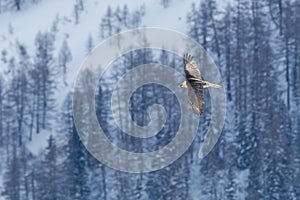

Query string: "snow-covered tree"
[[31, 31, 56, 133], [58, 39, 72, 84], [85, 34, 93, 55]]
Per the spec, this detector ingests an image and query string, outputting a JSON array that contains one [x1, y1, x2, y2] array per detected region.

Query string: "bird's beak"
[[180, 81, 188, 88]]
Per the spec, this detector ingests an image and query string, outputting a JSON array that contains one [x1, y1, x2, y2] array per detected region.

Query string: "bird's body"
[[181, 53, 221, 115]]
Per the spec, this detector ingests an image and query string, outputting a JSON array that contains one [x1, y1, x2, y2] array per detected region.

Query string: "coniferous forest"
[[0, 0, 299, 199]]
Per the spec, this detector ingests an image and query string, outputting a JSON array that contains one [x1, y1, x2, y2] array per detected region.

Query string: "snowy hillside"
[[0, 0, 299, 199], [0, 0, 196, 153]]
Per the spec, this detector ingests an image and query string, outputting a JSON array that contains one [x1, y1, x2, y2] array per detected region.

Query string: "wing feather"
[[183, 53, 201, 80], [187, 81, 204, 115], [183, 53, 204, 115]]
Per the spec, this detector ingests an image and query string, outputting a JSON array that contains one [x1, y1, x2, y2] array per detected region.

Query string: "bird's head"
[[180, 81, 188, 88]]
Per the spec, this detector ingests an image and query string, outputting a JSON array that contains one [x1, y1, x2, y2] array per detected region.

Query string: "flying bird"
[[180, 53, 222, 115]]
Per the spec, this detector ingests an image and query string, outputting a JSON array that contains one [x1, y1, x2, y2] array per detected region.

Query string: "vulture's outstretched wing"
[[183, 53, 204, 115], [187, 80, 204, 115], [184, 53, 201, 80]]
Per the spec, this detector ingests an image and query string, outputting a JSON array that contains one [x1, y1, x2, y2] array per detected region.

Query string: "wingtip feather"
[[183, 53, 194, 64]]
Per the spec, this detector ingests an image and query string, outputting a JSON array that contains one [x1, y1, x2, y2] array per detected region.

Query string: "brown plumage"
[[181, 53, 221, 115]]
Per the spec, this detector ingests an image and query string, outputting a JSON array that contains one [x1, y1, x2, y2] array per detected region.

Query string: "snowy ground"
[[0, 0, 205, 154]]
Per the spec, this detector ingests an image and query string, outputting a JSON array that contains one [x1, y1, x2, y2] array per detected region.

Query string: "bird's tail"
[[203, 81, 222, 88]]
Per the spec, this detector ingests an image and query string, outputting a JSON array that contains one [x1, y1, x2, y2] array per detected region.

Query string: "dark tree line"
[[187, 0, 300, 199], [0, 27, 74, 199], [0, 0, 42, 13], [100, 4, 145, 39]]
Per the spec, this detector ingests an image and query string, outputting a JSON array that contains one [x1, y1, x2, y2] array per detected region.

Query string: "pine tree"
[[31, 31, 56, 132], [0, 75, 4, 146], [35, 135, 60, 200], [100, 6, 113, 38], [161, 0, 171, 8], [73, 4, 79, 25], [60, 94, 90, 200], [7, 69, 29, 146], [85, 34, 93, 55], [3, 147, 21, 200], [187, 3, 201, 43], [58, 39, 72, 84], [220, 5, 233, 101]]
